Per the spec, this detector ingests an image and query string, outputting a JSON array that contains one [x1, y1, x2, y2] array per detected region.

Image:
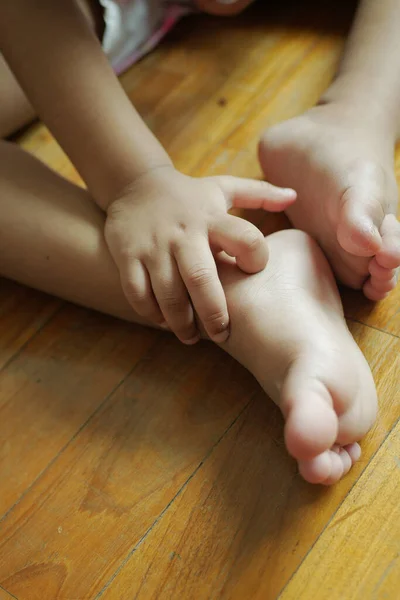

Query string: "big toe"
[[281, 355, 371, 485], [282, 372, 338, 462], [337, 182, 383, 258]]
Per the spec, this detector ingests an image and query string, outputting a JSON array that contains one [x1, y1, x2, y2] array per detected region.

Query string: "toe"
[[299, 444, 359, 485], [337, 184, 383, 258], [363, 281, 389, 302], [321, 450, 345, 485], [376, 214, 400, 270], [364, 274, 397, 301], [282, 373, 338, 461], [368, 257, 395, 281], [338, 447, 352, 476], [323, 444, 359, 484], [344, 442, 362, 463], [298, 451, 333, 484]]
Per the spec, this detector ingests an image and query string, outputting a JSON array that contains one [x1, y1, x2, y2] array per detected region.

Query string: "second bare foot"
[[258, 105, 400, 300]]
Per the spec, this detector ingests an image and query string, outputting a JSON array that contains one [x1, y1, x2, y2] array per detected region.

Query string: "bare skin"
[[259, 0, 400, 300], [0, 141, 377, 485], [259, 104, 400, 300], [0, 1, 297, 348], [0, 54, 35, 138], [1, 0, 399, 304]]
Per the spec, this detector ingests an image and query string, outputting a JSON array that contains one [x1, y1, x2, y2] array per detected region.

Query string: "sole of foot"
[[219, 229, 378, 485], [258, 115, 400, 301]]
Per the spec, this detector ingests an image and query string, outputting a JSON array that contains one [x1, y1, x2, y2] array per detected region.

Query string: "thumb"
[[215, 175, 296, 211]]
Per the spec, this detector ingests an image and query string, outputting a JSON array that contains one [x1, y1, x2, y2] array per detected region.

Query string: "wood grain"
[[0, 280, 60, 371], [0, 587, 16, 600], [87, 325, 400, 600], [0, 340, 256, 599], [280, 419, 400, 600], [1, 1, 398, 599], [0, 306, 156, 517]]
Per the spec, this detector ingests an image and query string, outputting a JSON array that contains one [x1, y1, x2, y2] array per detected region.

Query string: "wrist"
[[97, 159, 174, 212], [104, 162, 176, 212]]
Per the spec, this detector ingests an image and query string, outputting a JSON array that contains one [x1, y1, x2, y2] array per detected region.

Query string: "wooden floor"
[[1, 1, 399, 598]]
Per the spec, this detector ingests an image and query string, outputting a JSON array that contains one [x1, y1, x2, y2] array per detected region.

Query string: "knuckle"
[[240, 228, 263, 252], [123, 280, 147, 306], [186, 265, 215, 288], [160, 293, 188, 312], [203, 309, 228, 330], [119, 247, 137, 263]]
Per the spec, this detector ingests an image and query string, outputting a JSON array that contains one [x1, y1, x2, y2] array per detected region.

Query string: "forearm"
[[321, 0, 400, 139], [0, 0, 172, 210]]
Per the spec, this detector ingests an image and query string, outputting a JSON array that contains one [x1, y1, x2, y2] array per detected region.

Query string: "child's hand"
[[105, 166, 296, 344]]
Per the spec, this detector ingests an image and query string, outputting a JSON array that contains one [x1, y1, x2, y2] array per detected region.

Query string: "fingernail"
[[217, 0, 239, 3], [282, 188, 296, 198], [159, 321, 169, 330], [183, 334, 200, 346], [212, 328, 230, 344]]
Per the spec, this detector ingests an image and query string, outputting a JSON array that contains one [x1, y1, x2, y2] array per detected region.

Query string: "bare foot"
[[258, 105, 400, 300], [219, 229, 377, 485], [0, 142, 376, 485]]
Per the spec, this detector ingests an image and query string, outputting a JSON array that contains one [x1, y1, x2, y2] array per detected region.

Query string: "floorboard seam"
[[276, 415, 400, 598], [95, 397, 255, 599], [346, 317, 400, 340], [0, 302, 64, 376], [0, 332, 164, 525], [0, 584, 19, 599]]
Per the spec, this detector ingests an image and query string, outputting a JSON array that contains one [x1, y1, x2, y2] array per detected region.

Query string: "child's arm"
[[0, 0, 171, 208], [0, 0, 296, 345], [321, 0, 400, 137]]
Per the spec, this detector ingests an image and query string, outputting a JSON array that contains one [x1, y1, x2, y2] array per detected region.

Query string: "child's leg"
[[0, 141, 377, 485], [0, 55, 36, 138], [0, 141, 144, 322], [259, 0, 400, 301]]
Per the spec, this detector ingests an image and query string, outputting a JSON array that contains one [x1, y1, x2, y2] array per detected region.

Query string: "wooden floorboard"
[[0, 281, 60, 372], [0, 1, 398, 599], [75, 324, 400, 600], [0, 340, 257, 599], [0, 306, 157, 517], [280, 418, 400, 600]]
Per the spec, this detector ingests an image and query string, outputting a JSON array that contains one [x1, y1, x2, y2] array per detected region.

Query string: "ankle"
[[317, 87, 398, 146]]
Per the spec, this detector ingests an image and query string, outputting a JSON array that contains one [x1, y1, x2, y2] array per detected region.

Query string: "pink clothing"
[[99, 0, 195, 74]]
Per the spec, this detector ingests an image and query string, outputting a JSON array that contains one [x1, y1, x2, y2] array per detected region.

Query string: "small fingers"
[[210, 215, 268, 273], [176, 238, 229, 343], [215, 175, 296, 211], [121, 260, 165, 325], [149, 256, 199, 345]]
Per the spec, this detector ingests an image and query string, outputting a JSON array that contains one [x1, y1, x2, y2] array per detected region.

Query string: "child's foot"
[[219, 229, 377, 484], [258, 105, 400, 300]]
